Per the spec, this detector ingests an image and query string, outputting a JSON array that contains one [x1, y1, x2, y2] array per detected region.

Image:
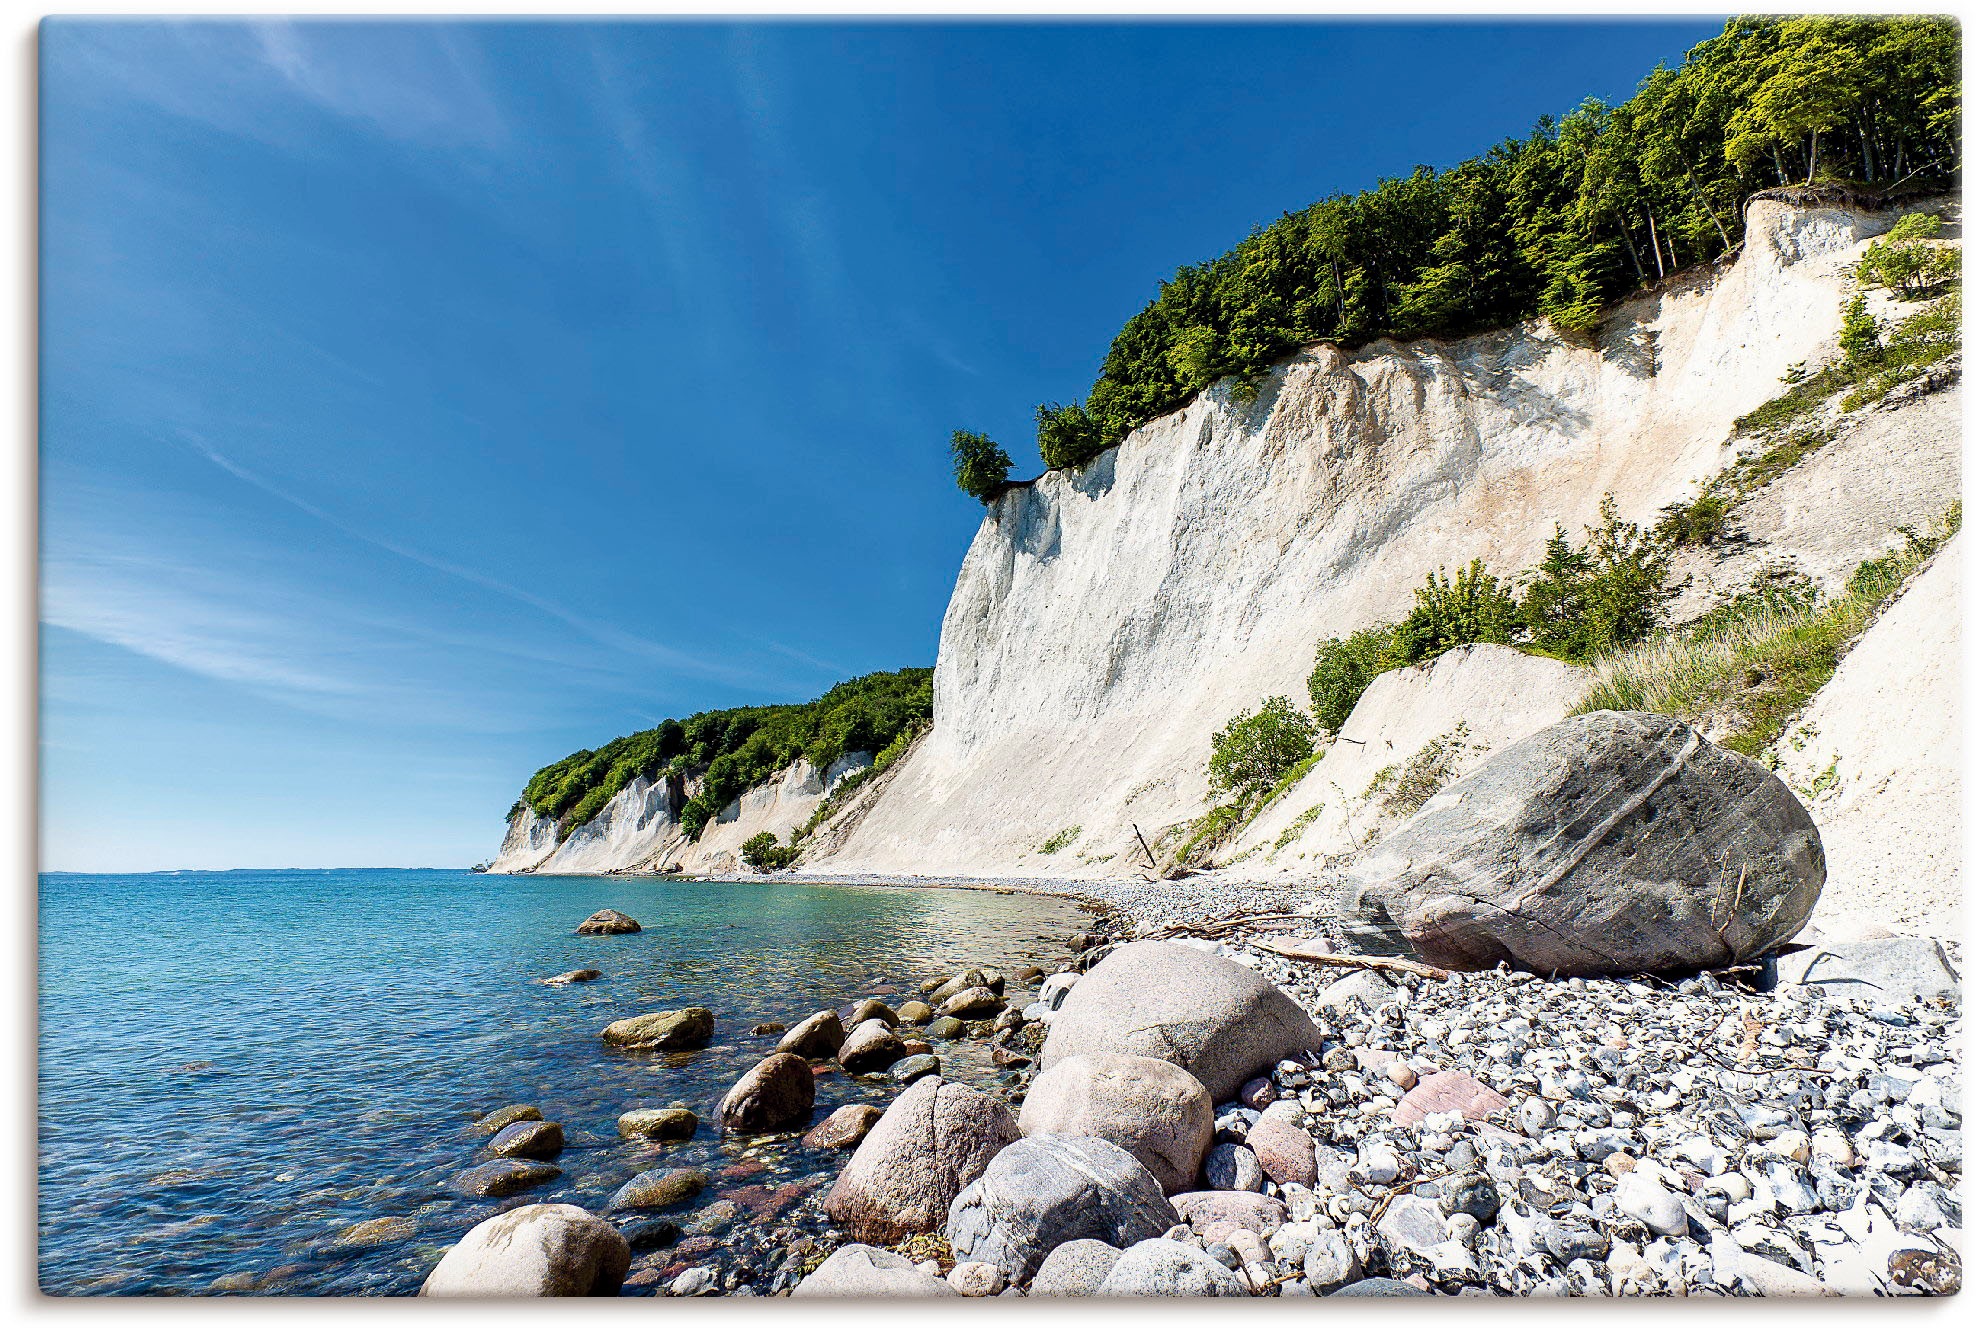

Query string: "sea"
[[37, 868, 1091, 1295]]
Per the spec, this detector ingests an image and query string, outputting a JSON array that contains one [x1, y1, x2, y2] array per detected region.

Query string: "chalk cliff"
[[803, 199, 1909, 878]]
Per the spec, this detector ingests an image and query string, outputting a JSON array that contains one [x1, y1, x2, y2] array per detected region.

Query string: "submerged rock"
[[608, 1167, 708, 1212], [890, 1053, 941, 1084], [486, 1119, 565, 1160], [617, 1107, 697, 1141], [451, 1159, 561, 1197], [421, 1204, 629, 1296], [600, 1007, 714, 1051], [471, 1104, 543, 1134], [575, 909, 641, 935], [540, 969, 602, 985], [1346, 711, 1824, 975], [1040, 942, 1321, 1100]]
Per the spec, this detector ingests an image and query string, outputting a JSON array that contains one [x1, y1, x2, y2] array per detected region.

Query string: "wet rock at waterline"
[[837, 1018, 907, 1073], [575, 909, 641, 936], [946, 1135, 1180, 1283], [451, 1159, 562, 1197], [776, 1009, 846, 1059], [1018, 1053, 1214, 1195], [823, 1075, 1019, 1242], [791, 1244, 960, 1298], [486, 1119, 565, 1160], [1039, 942, 1321, 1099], [938, 986, 1006, 1020], [1347, 711, 1824, 976], [804, 1103, 882, 1150], [897, 1000, 934, 1024], [600, 1007, 714, 1051], [617, 1107, 697, 1141], [841, 998, 899, 1028], [608, 1167, 708, 1212], [421, 1204, 630, 1297], [471, 1103, 543, 1134], [718, 1053, 815, 1133], [890, 1053, 941, 1085], [539, 969, 602, 986], [926, 1016, 966, 1040]]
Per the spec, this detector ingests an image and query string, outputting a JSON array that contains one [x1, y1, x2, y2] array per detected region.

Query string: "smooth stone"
[[575, 909, 641, 935], [776, 1010, 846, 1059], [1018, 1052, 1214, 1195], [1773, 936, 1960, 1006], [803, 1103, 883, 1150], [472, 1104, 544, 1134], [842, 998, 900, 1027], [1245, 1113, 1316, 1187], [452, 1159, 561, 1197], [421, 1204, 629, 1297], [1303, 1230, 1363, 1293], [947, 1261, 1005, 1296], [1095, 1238, 1249, 1297], [1029, 1239, 1122, 1297], [332, 1216, 416, 1248], [608, 1167, 708, 1212], [1204, 1142, 1265, 1192], [1393, 1071, 1512, 1125], [1328, 1276, 1433, 1297], [791, 1244, 959, 1298], [926, 1017, 966, 1040], [1039, 942, 1321, 1100], [946, 1135, 1179, 1283], [618, 1218, 681, 1250], [718, 1052, 816, 1132], [1169, 1190, 1288, 1238], [823, 1076, 1020, 1243], [1616, 1171, 1689, 1238], [600, 1007, 713, 1051], [487, 1119, 565, 1160], [897, 1000, 935, 1024], [938, 986, 1006, 1019], [540, 969, 602, 985], [839, 1018, 908, 1073], [890, 1053, 941, 1084], [617, 1107, 697, 1141]]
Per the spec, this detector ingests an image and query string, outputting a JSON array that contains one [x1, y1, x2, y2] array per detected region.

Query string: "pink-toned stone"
[[1392, 1071, 1512, 1126], [1169, 1191, 1288, 1239], [1245, 1115, 1316, 1187], [803, 1103, 881, 1150], [1236, 1077, 1277, 1110]]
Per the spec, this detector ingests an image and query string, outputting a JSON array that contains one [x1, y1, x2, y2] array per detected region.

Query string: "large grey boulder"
[[822, 1076, 1019, 1242], [420, 1204, 629, 1297], [1028, 1239, 1122, 1297], [946, 1135, 1180, 1283], [776, 1009, 846, 1059], [1773, 936, 1959, 1006], [1018, 1053, 1213, 1194], [790, 1244, 959, 1298], [1038, 943, 1321, 1099], [600, 1007, 713, 1051], [1346, 711, 1824, 976], [1095, 1238, 1249, 1297]]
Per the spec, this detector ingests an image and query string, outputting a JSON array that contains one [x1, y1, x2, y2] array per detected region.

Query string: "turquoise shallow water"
[[37, 868, 1090, 1296]]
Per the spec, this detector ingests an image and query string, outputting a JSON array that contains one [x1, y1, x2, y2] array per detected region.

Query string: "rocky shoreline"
[[419, 898, 1960, 1298]]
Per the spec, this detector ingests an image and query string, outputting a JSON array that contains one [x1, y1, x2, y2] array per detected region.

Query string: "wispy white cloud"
[[249, 19, 509, 154]]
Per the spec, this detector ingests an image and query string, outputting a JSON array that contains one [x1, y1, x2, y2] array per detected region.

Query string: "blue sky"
[[40, 17, 1724, 871]]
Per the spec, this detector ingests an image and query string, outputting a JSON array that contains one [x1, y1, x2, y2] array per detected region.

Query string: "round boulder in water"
[[718, 1052, 815, 1133], [1346, 711, 1824, 976], [575, 909, 641, 935]]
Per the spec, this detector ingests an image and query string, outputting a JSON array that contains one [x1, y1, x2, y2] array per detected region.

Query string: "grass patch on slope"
[[1576, 504, 1958, 758]]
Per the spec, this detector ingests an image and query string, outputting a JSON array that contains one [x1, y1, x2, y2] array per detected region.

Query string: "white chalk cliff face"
[[806, 200, 1903, 879], [489, 754, 870, 876]]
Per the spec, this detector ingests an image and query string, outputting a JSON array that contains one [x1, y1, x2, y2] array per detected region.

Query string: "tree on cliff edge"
[[950, 429, 1012, 504]]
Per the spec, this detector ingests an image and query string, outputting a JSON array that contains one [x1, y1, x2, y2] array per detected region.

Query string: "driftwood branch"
[[1250, 936, 1453, 982]]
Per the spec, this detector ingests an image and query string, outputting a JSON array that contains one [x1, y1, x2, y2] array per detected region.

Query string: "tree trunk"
[[1805, 131, 1821, 186], [1688, 174, 1733, 250], [1646, 210, 1667, 280], [1619, 226, 1647, 283]]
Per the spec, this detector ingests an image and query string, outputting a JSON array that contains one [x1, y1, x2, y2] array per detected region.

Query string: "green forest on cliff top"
[[523, 14, 1959, 843], [953, 13, 1960, 496]]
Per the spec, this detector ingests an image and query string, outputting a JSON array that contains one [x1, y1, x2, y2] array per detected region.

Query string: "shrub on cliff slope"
[[997, 15, 1957, 469], [1207, 696, 1317, 801]]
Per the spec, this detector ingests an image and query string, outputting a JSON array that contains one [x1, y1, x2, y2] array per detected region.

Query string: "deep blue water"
[[38, 869, 1090, 1296]]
